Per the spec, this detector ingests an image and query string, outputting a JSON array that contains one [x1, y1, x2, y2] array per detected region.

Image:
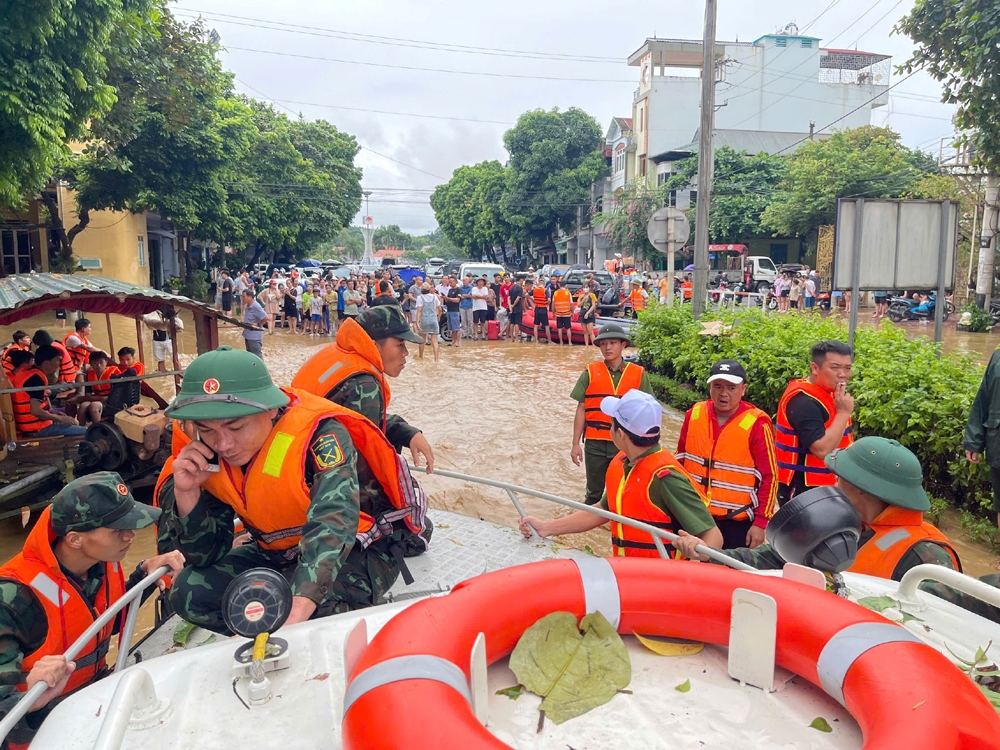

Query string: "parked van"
[[425, 257, 446, 277], [458, 262, 506, 281]]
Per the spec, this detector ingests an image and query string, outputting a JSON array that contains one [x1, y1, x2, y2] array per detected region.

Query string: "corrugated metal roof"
[[0, 274, 250, 328]]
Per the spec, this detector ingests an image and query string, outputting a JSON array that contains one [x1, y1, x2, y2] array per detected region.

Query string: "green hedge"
[[635, 304, 991, 512]]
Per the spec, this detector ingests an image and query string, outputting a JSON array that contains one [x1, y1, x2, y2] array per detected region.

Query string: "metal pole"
[[105, 313, 115, 361], [588, 180, 596, 268], [975, 172, 999, 309], [933, 201, 950, 351], [691, 0, 718, 320], [967, 191, 980, 296], [848, 199, 864, 348], [0, 566, 169, 745]]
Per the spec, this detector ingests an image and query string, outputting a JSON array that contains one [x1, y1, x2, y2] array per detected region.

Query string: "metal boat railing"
[[0, 565, 169, 744], [408, 465, 755, 572]]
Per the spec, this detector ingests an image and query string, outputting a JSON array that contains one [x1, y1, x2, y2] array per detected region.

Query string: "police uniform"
[[570, 325, 653, 505], [155, 347, 428, 634], [0, 473, 161, 749]]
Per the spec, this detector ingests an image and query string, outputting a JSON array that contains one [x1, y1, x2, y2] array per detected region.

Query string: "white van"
[[458, 262, 505, 281]]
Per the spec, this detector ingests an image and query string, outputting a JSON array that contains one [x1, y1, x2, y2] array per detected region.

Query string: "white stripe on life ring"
[[816, 622, 922, 707], [343, 655, 472, 717], [572, 557, 621, 629]]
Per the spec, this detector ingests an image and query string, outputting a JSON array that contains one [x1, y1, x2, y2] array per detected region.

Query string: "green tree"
[[898, 0, 1000, 170], [601, 182, 669, 260], [502, 107, 608, 244], [0, 0, 156, 206], [315, 226, 364, 260], [761, 126, 936, 237], [373, 224, 413, 251], [431, 160, 509, 259]]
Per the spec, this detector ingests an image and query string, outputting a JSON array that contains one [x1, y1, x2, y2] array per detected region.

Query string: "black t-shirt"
[[490, 283, 501, 305], [784, 392, 830, 495], [220, 278, 234, 294], [24, 373, 49, 406], [445, 287, 462, 312], [508, 284, 524, 309]]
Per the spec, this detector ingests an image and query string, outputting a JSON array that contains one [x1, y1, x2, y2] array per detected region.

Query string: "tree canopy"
[[898, 0, 1000, 171], [0, 0, 158, 206]]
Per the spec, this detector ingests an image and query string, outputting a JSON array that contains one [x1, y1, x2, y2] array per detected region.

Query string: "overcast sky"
[[172, 0, 958, 235]]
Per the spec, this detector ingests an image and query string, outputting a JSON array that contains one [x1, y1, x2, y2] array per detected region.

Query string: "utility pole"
[[588, 180, 596, 268], [360, 190, 375, 266], [691, 0, 718, 319], [976, 173, 999, 309]]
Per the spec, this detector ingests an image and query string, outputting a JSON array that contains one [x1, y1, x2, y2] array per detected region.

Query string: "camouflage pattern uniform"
[[0, 473, 160, 747], [325, 373, 419, 452], [158, 416, 404, 634]]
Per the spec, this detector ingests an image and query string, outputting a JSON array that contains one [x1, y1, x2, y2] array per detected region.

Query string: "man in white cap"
[[521, 390, 721, 556]]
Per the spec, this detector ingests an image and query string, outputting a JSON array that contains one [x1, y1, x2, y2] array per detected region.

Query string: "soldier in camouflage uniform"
[[0, 473, 183, 748], [674, 436, 1000, 622], [156, 346, 427, 634]]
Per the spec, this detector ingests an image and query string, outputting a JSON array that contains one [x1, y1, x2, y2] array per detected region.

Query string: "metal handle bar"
[[0, 565, 169, 744], [408, 465, 754, 572], [898, 564, 1000, 610]]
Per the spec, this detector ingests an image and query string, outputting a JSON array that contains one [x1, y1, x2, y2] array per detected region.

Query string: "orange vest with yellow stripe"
[[848, 506, 961, 579], [552, 288, 573, 317], [679, 401, 771, 522], [774, 379, 853, 487], [154, 388, 425, 557], [0, 507, 126, 697], [11, 367, 52, 434], [583, 361, 645, 441], [629, 288, 646, 312], [605, 447, 700, 557], [291, 318, 391, 430]]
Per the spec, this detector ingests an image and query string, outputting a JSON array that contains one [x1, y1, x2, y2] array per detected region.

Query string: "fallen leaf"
[[858, 595, 897, 613], [633, 632, 704, 657], [173, 620, 196, 647], [436, 524, 451, 529], [20, 507, 29, 528], [509, 611, 630, 725], [584, 545, 596, 556], [447, 538, 464, 546], [202, 634, 217, 646], [549, 544, 561, 555], [496, 685, 524, 700], [675, 679, 691, 693], [809, 717, 833, 733], [900, 611, 924, 624], [307, 673, 330, 682]]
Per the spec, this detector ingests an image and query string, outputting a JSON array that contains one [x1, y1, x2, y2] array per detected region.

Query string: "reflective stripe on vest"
[[630, 289, 646, 312], [552, 289, 573, 316], [10, 367, 52, 433], [774, 379, 853, 487], [582, 361, 645, 442], [848, 506, 962, 578], [606, 447, 692, 558], [817, 622, 922, 707], [680, 403, 767, 521]]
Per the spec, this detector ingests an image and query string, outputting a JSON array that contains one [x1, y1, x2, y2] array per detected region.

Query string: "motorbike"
[[887, 294, 951, 323]]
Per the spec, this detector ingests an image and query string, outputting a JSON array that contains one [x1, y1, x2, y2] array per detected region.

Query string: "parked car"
[[537, 263, 571, 280], [424, 257, 446, 277], [458, 262, 506, 281], [562, 269, 621, 316], [441, 260, 463, 278]]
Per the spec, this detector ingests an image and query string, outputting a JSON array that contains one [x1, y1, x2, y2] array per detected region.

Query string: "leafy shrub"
[[180, 273, 208, 300], [635, 304, 993, 513], [646, 372, 702, 413], [961, 302, 993, 333]]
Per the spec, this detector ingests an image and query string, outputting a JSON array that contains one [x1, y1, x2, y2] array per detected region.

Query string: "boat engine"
[[75, 405, 169, 478]]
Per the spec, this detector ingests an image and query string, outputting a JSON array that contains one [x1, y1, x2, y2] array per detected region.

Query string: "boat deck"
[[0, 437, 76, 518]]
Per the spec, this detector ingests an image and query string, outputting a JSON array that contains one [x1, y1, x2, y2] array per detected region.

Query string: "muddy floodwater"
[[1, 309, 999, 649]]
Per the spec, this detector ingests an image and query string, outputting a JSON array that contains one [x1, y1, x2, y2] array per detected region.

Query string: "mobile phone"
[[194, 429, 220, 473]]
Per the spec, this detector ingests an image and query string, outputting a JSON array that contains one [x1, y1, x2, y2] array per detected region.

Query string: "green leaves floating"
[[809, 717, 833, 733], [858, 595, 897, 613], [509, 611, 630, 725], [675, 679, 691, 693], [496, 685, 524, 701]]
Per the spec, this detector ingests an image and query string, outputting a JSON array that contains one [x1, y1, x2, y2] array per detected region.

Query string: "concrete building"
[[606, 117, 635, 193], [629, 30, 890, 181]]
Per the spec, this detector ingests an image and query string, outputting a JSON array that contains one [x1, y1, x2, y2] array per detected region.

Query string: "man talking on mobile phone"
[[774, 341, 855, 503]]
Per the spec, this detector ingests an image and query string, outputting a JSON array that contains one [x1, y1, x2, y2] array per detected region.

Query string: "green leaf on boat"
[[584, 545, 595, 556], [496, 685, 524, 700], [899, 611, 924, 624], [549, 544, 560, 555], [809, 717, 833, 733], [675, 679, 691, 693], [509, 611, 631, 725], [858, 595, 897, 613], [172, 620, 196, 647], [977, 684, 1000, 710], [202, 634, 217, 646]]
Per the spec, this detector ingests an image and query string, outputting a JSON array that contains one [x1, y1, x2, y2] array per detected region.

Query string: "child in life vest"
[[79, 351, 120, 424]]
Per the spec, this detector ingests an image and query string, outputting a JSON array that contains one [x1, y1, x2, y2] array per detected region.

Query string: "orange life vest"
[[583, 361, 645, 441], [62, 332, 91, 371], [532, 287, 549, 309], [119, 361, 145, 376], [629, 288, 646, 312], [154, 388, 426, 558], [11, 367, 53, 434], [0, 506, 126, 697], [680, 281, 692, 300], [552, 288, 573, 317], [291, 318, 391, 431], [50, 341, 77, 383], [848, 506, 961, 579], [1, 343, 29, 378], [679, 401, 772, 522], [87, 365, 121, 397], [774, 379, 853, 487], [606, 447, 702, 557]]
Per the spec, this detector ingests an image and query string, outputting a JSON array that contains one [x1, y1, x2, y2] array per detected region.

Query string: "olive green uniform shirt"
[[324, 372, 420, 452], [598, 446, 716, 536]]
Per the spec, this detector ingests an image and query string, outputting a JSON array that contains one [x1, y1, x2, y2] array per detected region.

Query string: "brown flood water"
[[0, 310, 997, 650]]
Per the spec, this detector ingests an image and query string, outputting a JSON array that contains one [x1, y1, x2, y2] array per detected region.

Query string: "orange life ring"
[[342, 558, 1000, 749]]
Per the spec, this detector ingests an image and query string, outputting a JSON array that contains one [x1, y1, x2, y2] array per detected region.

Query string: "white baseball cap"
[[600, 390, 662, 438]]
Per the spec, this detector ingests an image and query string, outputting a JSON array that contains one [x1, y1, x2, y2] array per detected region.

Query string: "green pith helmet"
[[165, 346, 289, 421], [593, 324, 630, 345], [824, 436, 930, 511]]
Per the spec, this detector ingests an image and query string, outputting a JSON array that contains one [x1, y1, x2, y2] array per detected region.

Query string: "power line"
[[223, 46, 635, 83], [844, 0, 904, 50], [175, 6, 624, 63], [823, 0, 891, 46], [254, 97, 513, 126]]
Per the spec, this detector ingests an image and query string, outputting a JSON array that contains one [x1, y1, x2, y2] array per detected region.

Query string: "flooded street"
[[0, 308, 998, 649]]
